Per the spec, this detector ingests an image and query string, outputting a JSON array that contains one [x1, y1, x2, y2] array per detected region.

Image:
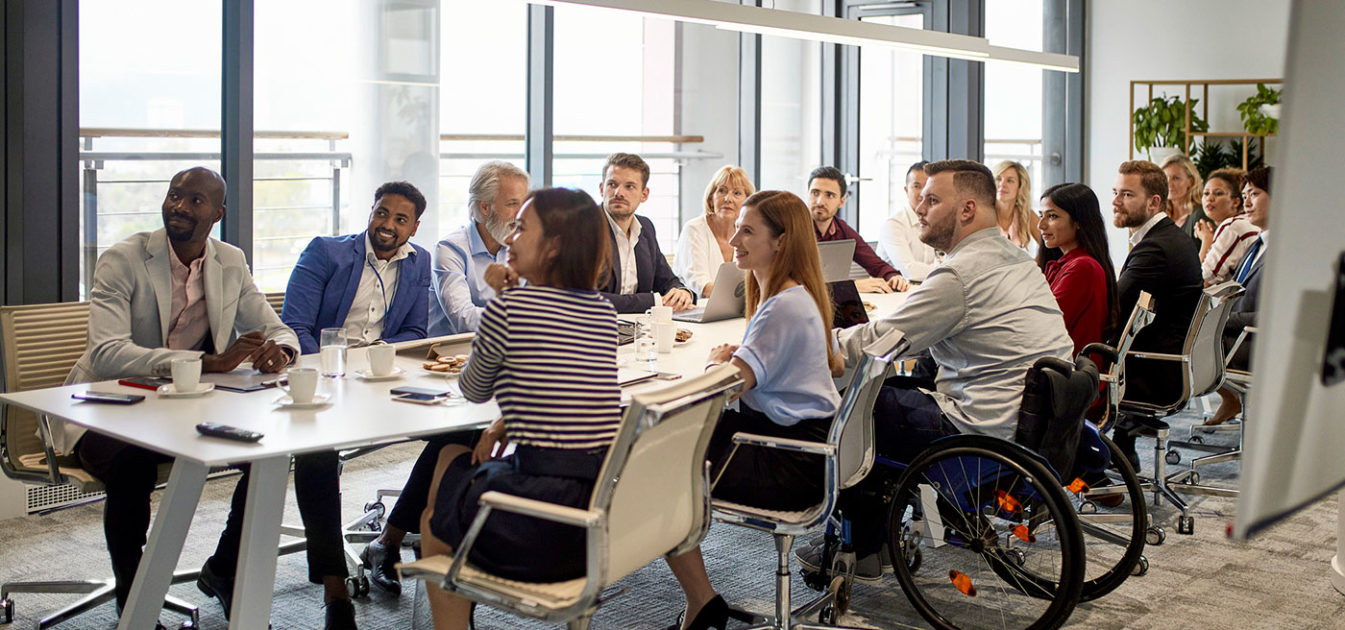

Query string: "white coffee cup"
[[648, 305, 673, 323], [171, 358, 202, 393], [367, 344, 396, 377], [283, 368, 319, 404], [655, 321, 676, 354]]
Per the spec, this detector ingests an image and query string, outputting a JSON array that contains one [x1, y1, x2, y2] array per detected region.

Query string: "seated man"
[[1208, 166, 1272, 425], [61, 167, 358, 629], [798, 160, 1073, 579], [597, 152, 697, 313], [808, 166, 910, 293], [1108, 160, 1203, 463], [878, 160, 943, 282], [428, 161, 529, 335], [283, 181, 431, 353]]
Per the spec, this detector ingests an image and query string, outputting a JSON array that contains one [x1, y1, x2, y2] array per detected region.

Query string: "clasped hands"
[[202, 331, 290, 374]]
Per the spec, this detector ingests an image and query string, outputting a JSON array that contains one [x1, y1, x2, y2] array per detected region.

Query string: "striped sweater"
[[459, 285, 621, 450]]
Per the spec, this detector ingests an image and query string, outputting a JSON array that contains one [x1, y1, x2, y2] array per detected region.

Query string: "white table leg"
[[1332, 488, 1345, 596], [118, 459, 208, 630], [229, 455, 290, 630]]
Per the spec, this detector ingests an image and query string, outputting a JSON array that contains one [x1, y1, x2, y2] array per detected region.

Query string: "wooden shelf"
[[1129, 78, 1283, 170]]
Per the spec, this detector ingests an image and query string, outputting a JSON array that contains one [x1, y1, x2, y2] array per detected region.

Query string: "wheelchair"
[[803, 355, 1150, 630]]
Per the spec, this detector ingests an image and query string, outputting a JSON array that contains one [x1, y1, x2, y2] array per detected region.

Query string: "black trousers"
[[385, 430, 481, 534], [76, 432, 348, 609]]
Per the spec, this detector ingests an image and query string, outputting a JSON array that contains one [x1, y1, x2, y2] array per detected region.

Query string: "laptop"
[[829, 279, 870, 329], [818, 239, 857, 283], [672, 262, 747, 323]]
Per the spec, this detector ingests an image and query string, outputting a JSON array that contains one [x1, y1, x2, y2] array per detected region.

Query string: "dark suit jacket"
[[1116, 216, 1203, 405], [282, 232, 431, 354], [599, 214, 693, 313], [1223, 238, 1264, 369]]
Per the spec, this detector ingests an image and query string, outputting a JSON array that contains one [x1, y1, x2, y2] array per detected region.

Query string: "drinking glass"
[[319, 328, 347, 378]]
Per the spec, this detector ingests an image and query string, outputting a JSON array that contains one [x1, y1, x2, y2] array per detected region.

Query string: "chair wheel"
[[1165, 450, 1181, 465], [819, 604, 836, 624], [1132, 555, 1149, 576], [829, 574, 852, 616], [1146, 526, 1166, 546], [2, 597, 14, 623], [1177, 516, 1195, 535], [1078, 500, 1097, 514], [363, 501, 386, 517], [1188, 472, 1201, 485], [1190, 435, 1205, 445], [346, 576, 370, 598]]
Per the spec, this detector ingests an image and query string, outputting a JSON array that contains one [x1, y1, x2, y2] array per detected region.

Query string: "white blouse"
[[673, 214, 730, 296]]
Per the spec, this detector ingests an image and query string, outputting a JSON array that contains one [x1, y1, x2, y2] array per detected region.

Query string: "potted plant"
[[1237, 82, 1282, 136], [1132, 95, 1209, 162]]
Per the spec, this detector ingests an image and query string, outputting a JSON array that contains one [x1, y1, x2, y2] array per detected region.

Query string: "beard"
[[918, 212, 957, 252], [164, 216, 197, 242], [369, 228, 404, 252], [481, 211, 513, 244], [1113, 207, 1147, 229]]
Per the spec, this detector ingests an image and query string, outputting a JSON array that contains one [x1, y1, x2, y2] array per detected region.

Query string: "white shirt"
[[342, 233, 412, 345], [607, 212, 642, 295], [878, 204, 942, 282], [673, 214, 729, 296], [1128, 212, 1167, 248]]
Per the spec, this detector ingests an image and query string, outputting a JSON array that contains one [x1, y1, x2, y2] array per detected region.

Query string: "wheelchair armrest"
[[1079, 343, 1117, 363], [729, 432, 835, 456]]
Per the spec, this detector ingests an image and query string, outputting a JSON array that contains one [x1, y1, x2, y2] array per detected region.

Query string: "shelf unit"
[[1129, 78, 1283, 168]]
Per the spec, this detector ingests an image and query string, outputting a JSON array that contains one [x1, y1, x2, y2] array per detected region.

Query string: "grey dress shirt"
[[837, 227, 1074, 440]]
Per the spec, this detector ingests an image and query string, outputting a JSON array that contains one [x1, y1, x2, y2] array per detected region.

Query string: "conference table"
[[0, 291, 906, 630]]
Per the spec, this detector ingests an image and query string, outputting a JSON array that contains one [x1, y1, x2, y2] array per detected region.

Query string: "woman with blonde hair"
[[992, 160, 1042, 252], [1159, 153, 1207, 243], [664, 190, 844, 630], [674, 165, 755, 297]]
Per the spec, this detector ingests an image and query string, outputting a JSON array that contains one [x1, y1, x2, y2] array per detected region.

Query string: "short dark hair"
[[808, 166, 847, 197], [923, 159, 996, 209], [374, 181, 427, 218], [906, 161, 930, 180], [1241, 166, 1273, 195], [1117, 160, 1168, 207], [602, 153, 651, 188], [528, 188, 611, 290]]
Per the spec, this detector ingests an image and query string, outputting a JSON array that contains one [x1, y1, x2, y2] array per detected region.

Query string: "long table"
[[0, 290, 907, 629]]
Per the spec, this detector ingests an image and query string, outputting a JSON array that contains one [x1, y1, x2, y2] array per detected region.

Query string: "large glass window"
[[759, 31, 822, 196], [78, 0, 222, 298], [983, 0, 1046, 204], [856, 13, 926, 241]]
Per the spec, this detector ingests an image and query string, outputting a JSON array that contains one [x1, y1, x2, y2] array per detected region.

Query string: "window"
[[983, 0, 1046, 205], [856, 13, 926, 241]]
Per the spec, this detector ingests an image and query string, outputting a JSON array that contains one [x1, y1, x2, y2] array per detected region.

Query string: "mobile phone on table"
[[196, 422, 264, 442], [392, 392, 443, 405], [72, 391, 145, 405], [389, 386, 451, 397]]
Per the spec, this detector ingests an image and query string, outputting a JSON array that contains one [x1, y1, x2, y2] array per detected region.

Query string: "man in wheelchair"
[[798, 160, 1075, 581]]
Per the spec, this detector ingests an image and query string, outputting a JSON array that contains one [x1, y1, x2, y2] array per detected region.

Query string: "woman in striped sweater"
[[419, 188, 619, 630]]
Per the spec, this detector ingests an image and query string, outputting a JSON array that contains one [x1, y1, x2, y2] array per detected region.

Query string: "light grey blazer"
[[54, 229, 298, 452]]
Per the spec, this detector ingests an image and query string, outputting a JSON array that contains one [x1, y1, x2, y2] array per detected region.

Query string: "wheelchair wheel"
[[1072, 434, 1147, 600], [887, 435, 1084, 630]]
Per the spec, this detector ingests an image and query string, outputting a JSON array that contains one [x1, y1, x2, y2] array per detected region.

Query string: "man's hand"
[[663, 288, 696, 311], [484, 263, 519, 294], [202, 331, 287, 373], [472, 418, 509, 465], [887, 275, 910, 292], [854, 277, 893, 294]]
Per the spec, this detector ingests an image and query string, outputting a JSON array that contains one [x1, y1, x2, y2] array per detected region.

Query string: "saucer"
[[354, 367, 405, 382], [273, 392, 332, 409], [157, 383, 215, 398]]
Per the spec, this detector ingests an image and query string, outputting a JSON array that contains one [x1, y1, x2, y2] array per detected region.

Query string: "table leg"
[[118, 459, 208, 630], [228, 455, 290, 630]]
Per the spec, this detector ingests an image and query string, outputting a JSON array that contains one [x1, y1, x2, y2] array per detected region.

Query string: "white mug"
[[283, 368, 319, 404], [655, 321, 676, 354], [367, 344, 396, 377], [647, 305, 673, 323], [171, 358, 202, 393]]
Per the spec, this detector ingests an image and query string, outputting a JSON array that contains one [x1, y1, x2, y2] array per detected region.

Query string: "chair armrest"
[[1125, 350, 1187, 362], [477, 490, 603, 528], [1080, 343, 1117, 363], [729, 432, 835, 456]]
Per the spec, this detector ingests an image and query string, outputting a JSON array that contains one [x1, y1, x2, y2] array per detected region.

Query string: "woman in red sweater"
[[1036, 183, 1119, 357]]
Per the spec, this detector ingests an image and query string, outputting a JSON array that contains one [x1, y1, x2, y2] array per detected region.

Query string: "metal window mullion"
[[738, 27, 761, 186], [222, 0, 254, 263], [526, 4, 554, 188]]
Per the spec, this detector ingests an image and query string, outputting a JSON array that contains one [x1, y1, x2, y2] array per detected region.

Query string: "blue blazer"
[[282, 232, 431, 354]]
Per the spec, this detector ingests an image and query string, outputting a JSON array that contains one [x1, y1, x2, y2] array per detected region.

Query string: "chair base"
[[0, 569, 201, 629], [737, 533, 868, 630], [340, 489, 419, 598]]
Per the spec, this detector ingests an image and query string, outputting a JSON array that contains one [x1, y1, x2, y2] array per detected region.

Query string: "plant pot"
[[1148, 146, 1181, 165]]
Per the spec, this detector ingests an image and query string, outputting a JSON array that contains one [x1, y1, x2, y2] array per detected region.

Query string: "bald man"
[[62, 167, 359, 629]]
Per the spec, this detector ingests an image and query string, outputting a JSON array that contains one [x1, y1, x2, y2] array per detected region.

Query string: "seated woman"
[[992, 160, 1042, 254], [1195, 167, 1258, 286], [419, 188, 620, 630], [1036, 182, 1119, 358], [666, 190, 843, 630], [674, 165, 755, 297], [1160, 153, 1208, 245]]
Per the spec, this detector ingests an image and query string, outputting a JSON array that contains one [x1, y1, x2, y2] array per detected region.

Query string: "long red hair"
[[741, 191, 837, 368]]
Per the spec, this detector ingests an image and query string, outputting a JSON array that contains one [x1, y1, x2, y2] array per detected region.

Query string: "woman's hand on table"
[[707, 343, 738, 366], [472, 418, 509, 465]]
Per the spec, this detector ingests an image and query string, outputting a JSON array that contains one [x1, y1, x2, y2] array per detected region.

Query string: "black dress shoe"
[[665, 595, 755, 630], [196, 556, 235, 620], [360, 541, 402, 595], [325, 597, 359, 630]]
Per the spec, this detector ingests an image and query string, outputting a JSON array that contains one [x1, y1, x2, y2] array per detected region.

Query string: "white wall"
[[1085, 0, 1291, 267], [678, 23, 741, 223]]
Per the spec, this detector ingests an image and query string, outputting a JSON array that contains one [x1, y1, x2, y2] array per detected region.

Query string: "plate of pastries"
[[422, 354, 469, 376]]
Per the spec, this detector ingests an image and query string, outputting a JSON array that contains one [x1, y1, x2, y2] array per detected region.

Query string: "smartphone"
[[389, 386, 451, 397], [72, 391, 146, 405], [392, 392, 443, 405]]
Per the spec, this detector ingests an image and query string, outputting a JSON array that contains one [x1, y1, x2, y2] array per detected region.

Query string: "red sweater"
[[1043, 248, 1107, 356]]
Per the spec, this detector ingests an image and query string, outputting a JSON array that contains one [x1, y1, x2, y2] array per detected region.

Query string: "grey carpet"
[[2, 395, 1343, 629]]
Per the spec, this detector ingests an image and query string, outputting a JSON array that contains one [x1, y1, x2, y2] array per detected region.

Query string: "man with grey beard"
[[428, 160, 530, 335]]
